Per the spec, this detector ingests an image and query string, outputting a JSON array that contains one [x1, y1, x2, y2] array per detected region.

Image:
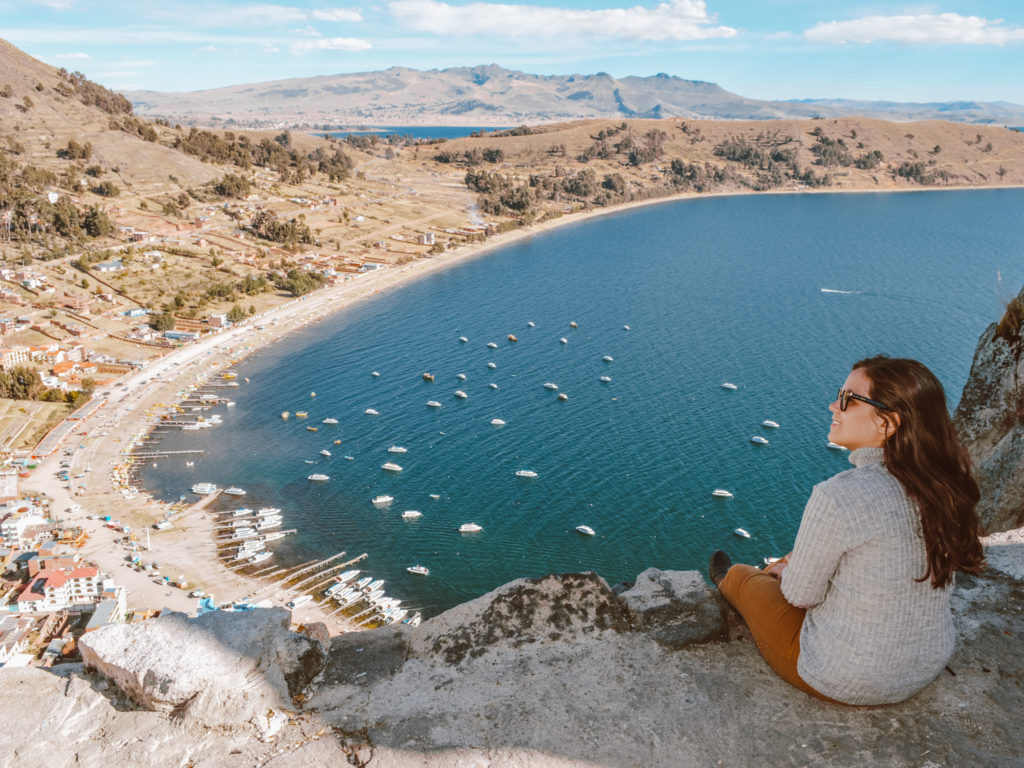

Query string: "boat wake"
[[820, 288, 859, 295]]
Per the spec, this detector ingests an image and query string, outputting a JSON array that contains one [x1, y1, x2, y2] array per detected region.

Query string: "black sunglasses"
[[837, 387, 894, 412]]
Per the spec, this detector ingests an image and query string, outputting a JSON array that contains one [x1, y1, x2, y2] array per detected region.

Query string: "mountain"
[[123, 63, 1024, 128]]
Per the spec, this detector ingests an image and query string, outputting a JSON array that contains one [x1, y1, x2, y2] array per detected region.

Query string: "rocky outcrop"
[[954, 284, 1024, 533]]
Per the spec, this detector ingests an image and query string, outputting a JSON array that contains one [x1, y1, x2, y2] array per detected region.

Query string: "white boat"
[[322, 418, 339, 424], [388, 445, 408, 454], [599, 376, 612, 383], [559, 338, 568, 344], [490, 418, 506, 426], [185, 461, 194, 466], [488, 383, 499, 390], [307, 473, 329, 481], [543, 382, 558, 390], [182, 423, 200, 431], [515, 469, 538, 478], [826, 441, 848, 451], [456, 373, 467, 381], [401, 510, 422, 519], [576, 525, 596, 536], [364, 408, 379, 416], [407, 565, 430, 576], [256, 518, 282, 530], [381, 462, 403, 472], [371, 371, 380, 377], [354, 576, 373, 590], [733, 528, 751, 539], [712, 489, 734, 498], [454, 390, 468, 399], [623, 325, 631, 330], [557, 393, 568, 401], [403, 613, 422, 627], [281, 411, 289, 419], [763, 556, 783, 566], [287, 595, 312, 608], [487, 342, 498, 349], [372, 495, 394, 505], [191, 482, 217, 495], [345, 455, 355, 461], [320, 449, 332, 457], [257, 507, 281, 517], [259, 532, 286, 542], [429, 493, 441, 499], [527, 321, 535, 327], [232, 528, 256, 539], [364, 579, 385, 593], [231, 507, 254, 517], [304, 459, 315, 464], [248, 551, 272, 564], [602, 355, 613, 362], [750, 436, 769, 445], [336, 569, 360, 583], [721, 382, 738, 390], [459, 336, 468, 343], [224, 487, 246, 496], [762, 420, 780, 429], [226, 401, 235, 407], [487, 362, 497, 369], [459, 522, 483, 533], [426, 400, 442, 408]]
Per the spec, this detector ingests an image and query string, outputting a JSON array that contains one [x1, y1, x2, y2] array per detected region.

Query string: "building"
[[14, 566, 104, 613], [93, 261, 123, 273], [0, 346, 29, 369], [163, 330, 200, 343], [416, 232, 435, 246]]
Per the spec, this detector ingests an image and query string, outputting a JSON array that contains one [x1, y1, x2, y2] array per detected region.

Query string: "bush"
[[92, 180, 120, 197]]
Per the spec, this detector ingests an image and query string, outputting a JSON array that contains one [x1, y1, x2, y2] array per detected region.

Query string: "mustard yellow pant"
[[718, 564, 842, 703]]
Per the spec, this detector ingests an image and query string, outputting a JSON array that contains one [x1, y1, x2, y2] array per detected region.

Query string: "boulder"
[[409, 571, 628, 665], [78, 607, 326, 729], [618, 568, 727, 648]]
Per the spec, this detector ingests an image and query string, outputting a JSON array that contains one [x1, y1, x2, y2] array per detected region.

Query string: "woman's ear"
[[877, 411, 900, 439]]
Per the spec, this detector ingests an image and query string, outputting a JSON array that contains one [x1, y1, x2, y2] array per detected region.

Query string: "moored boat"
[[426, 400, 442, 408], [322, 417, 339, 424], [712, 489, 734, 498], [407, 565, 430, 576], [388, 445, 408, 454], [307, 473, 329, 481], [733, 527, 751, 539], [490, 418, 506, 426], [762, 420, 780, 429], [372, 494, 394, 505], [721, 382, 738, 390], [320, 449, 332, 456], [750, 436, 769, 445], [401, 510, 422, 519], [224, 487, 246, 496], [422, 372, 435, 381], [575, 525, 596, 536], [459, 522, 483, 533], [543, 382, 558, 390], [381, 462, 403, 472], [454, 390, 468, 399], [365, 408, 379, 416], [191, 482, 217, 495], [515, 469, 538, 478]]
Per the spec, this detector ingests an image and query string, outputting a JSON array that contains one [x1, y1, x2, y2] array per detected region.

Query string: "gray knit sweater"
[[781, 446, 955, 705]]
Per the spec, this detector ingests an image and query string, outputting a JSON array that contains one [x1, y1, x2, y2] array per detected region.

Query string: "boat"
[[365, 408, 379, 416], [388, 445, 408, 454], [226, 401, 235, 407], [527, 322, 535, 328], [487, 362, 497, 369], [191, 482, 217, 495], [306, 426, 318, 432], [602, 355, 614, 362], [257, 507, 281, 517], [712, 489, 734, 498], [231, 507, 254, 517], [490, 418, 506, 426], [508, 334, 517, 342], [372, 493, 394, 505], [336, 569, 360, 583], [826, 441, 848, 451], [304, 459, 314, 464], [401, 510, 422, 519], [575, 525, 596, 536], [287, 595, 312, 609], [381, 462, 403, 472], [543, 382, 558, 390], [721, 382, 738, 390], [371, 371, 380, 377], [623, 325, 631, 330], [422, 372, 435, 382], [599, 376, 612, 383], [487, 342, 498, 349], [320, 449, 332, 457], [322, 417, 339, 424], [310, 391, 317, 396], [185, 461, 194, 466], [762, 420, 780, 429], [459, 522, 483, 533], [248, 551, 272, 564], [224, 487, 246, 496], [354, 576, 373, 590], [515, 469, 538, 478], [345, 455, 355, 460], [456, 373, 467, 381], [426, 400, 442, 408], [459, 336, 468, 343], [454, 390, 468, 399], [733, 528, 751, 539], [750, 436, 769, 445], [429, 493, 441, 500], [307, 473, 329, 481], [296, 411, 308, 418], [232, 528, 256, 540], [557, 393, 568, 401], [256, 518, 282, 530], [763, 556, 783, 566], [334, 439, 342, 444], [559, 338, 568, 344], [407, 565, 430, 576], [404, 613, 422, 627], [570, 321, 578, 328], [364, 579, 385, 594]]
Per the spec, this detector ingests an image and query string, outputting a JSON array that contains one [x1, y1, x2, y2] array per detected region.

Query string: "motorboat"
[[456, 373, 467, 381], [459, 336, 468, 343], [304, 459, 315, 464], [490, 418, 506, 426], [307, 473, 329, 481], [459, 522, 483, 533], [454, 390, 468, 399], [287, 595, 312, 609], [403, 613, 422, 627], [559, 338, 568, 344], [345, 455, 355, 461], [306, 426, 318, 432], [557, 393, 568, 401], [401, 510, 422, 519], [733, 528, 751, 539], [226, 401, 236, 407], [623, 325, 631, 330], [364, 579, 385, 594], [602, 355, 613, 362], [281, 412, 289, 419], [826, 441, 848, 451], [224, 487, 246, 496], [248, 551, 272, 564], [543, 382, 558, 390], [381, 462, 403, 472], [296, 411, 308, 418], [334, 439, 342, 445], [371, 371, 380, 377], [508, 334, 517, 342], [570, 321, 578, 328], [487, 342, 498, 349], [575, 525, 596, 536], [256, 518, 282, 530], [422, 372, 435, 381], [191, 482, 217, 495], [712, 489, 734, 498], [407, 565, 430, 576], [388, 445, 408, 454], [186, 461, 194, 466], [426, 400, 442, 408], [231, 507, 254, 517], [763, 556, 783, 566], [310, 391, 316, 396], [354, 576, 373, 590], [429, 493, 441, 499], [599, 376, 612, 383], [721, 383, 738, 390], [489, 383, 499, 390], [527, 322, 535, 328], [515, 469, 538, 478], [365, 408, 379, 416], [750, 436, 769, 445], [762, 420, 780, 429], [322, 417, 339, 424], [257, 507, 281, 517], [320, 449, 332, 457], [336, 569, 360, 583], [487, 362, 497, 369]]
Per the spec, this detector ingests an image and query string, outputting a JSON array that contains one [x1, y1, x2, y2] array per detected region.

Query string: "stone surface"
[[78, 606, 326, 729], [619, 567, 728, 649]]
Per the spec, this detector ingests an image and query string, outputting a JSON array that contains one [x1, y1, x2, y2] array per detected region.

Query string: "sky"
[[2, 0, 1023, 104]]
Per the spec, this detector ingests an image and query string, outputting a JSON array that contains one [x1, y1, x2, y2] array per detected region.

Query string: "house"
[[123, 307, 149, 318], [0, 615, 33, 665], [416, 232, 435, 246], [52, 361, 79, 379], [0, 346, 29, 369], [163, 330, 200, 343], [207, 314, 229, 328], [14, 566, 103, 613], [93, 261, 123, 273]]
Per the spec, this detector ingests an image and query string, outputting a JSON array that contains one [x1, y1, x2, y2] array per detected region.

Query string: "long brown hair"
[[853, 356, 984, 588]]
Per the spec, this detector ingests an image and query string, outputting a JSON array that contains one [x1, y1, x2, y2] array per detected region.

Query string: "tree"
[[226, 304, 247, 323], [151, 311, 175, 331], [83, 206, 112, 237], [92, 180, 120, 197]]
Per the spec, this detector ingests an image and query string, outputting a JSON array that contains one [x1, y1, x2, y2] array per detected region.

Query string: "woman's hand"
[[764, 554, 790, 580]]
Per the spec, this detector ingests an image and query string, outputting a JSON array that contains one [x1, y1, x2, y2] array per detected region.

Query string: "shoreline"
[[23, 181, 1024, 635]]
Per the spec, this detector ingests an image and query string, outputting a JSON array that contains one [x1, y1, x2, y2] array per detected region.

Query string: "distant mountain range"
[[124, 64, 1024, 128]]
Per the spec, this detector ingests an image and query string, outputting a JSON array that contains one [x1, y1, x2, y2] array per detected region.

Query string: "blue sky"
[[2, 0, 1023, 103]]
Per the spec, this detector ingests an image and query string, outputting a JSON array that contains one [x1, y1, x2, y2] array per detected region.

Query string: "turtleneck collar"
[[849, 445, 885, 468]]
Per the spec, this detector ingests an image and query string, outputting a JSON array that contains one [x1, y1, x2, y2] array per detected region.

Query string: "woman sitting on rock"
[[709, 355, 985, 705]]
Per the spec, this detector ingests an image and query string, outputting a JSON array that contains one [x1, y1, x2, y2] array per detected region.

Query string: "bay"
[[141, 189, 1024, 617]]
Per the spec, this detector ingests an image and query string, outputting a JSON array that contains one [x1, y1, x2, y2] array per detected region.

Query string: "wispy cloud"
[[29, 0, 77, 8], [313, 7, 363, 23], [52, 51, 92, 59], [290, 36, 372, 52], [806, 13, 1024, 45], [197, 45, 219, 52], [387, 0, 737, 41]]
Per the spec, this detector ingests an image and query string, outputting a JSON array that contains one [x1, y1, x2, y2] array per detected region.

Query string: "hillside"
[[122, 63, 1024, 129]]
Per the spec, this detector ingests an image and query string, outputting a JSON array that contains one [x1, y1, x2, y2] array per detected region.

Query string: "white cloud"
[[197, 45, 219, 52], [805, 13, 1024, 45], [29, 0, 76, 8], [290, 36, 372, 52], [52, 52, 92, 59], [313, 7, 363, 23], [234, 3, 309, 24], [387, 0, 737, 41], [292, 25, 324, 36]]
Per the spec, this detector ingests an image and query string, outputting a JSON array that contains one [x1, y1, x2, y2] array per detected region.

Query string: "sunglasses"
[[837, 387, 894, 412]]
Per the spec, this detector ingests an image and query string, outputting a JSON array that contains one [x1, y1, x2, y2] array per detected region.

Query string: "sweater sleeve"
[[781, 485, 852, 609]]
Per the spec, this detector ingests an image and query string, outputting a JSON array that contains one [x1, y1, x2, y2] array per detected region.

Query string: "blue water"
[[141, 189, 1024, 617], [317, 125, 510, 141]]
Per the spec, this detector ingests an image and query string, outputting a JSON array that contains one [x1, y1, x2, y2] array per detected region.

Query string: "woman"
[[709, 356, 985, 705]]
